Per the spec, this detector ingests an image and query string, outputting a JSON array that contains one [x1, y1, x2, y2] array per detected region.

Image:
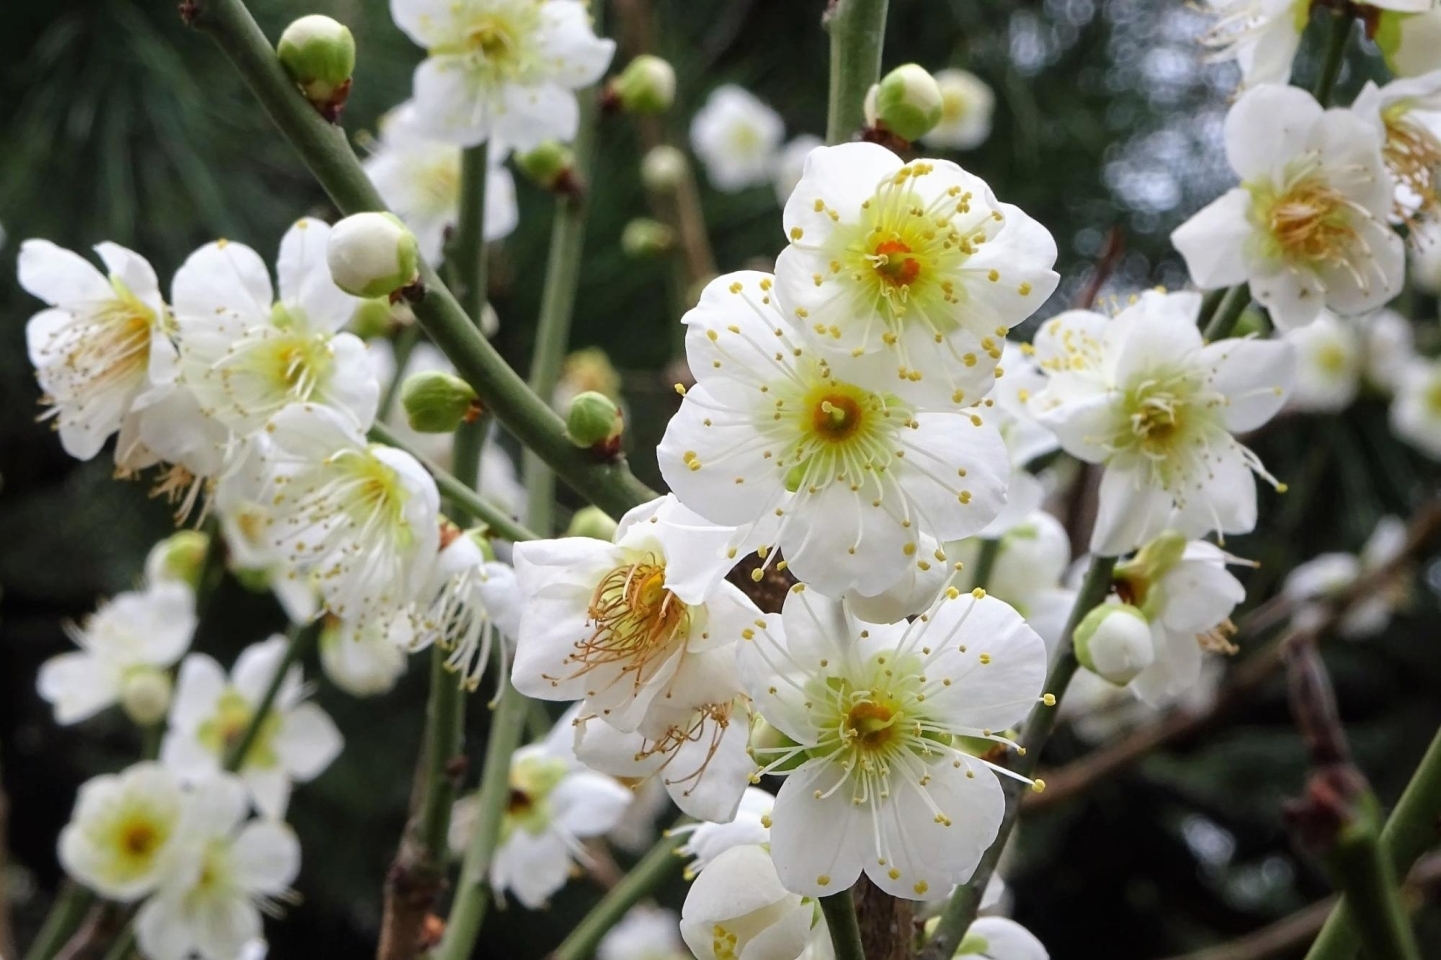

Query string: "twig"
[[823, 0, 890, 145], [1201, 283, 1251, 341], [549, 822, 686, 960], [819, 890, 867, 960], [1074, 226, 1124, 310]]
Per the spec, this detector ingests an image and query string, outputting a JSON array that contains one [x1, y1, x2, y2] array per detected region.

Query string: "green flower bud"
[[515, 141, 576, 192], [566, 391, 623, 451], [144, 530, 211, 589], [610, 55, 676, 114], [232, 566, 273, 594], [326, 212, 419, 299], [640, 145, 688, 192], [621, 218, 675, 259], [348, 297, 395, 339], [402, 370, 479, 433], [120, 668, 173, 727], [565, 506, 618, 541], [870, 63, 944, 143], [1073, 604, 1154, 686], [276, 15, 355, 117], [748, 717, 806, 773], [1114, 529, 1187, 616]]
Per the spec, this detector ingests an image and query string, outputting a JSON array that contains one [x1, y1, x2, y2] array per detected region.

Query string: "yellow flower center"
[[1382, 105, 1441, 221], [444, 6, 541, 82], [784, 378, 903, 493], [571, 560, 689, 687], [197, 688, 282, 768], [1316, 341, 1351, 375], [845, 698, 902, 750], [1249, 170, 1356, 268]]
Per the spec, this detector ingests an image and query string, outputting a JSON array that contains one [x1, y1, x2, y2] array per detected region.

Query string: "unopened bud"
[[144, 530, 210, 589], [566, 390, 623, 454], [515, 141, 576, 193], [868, 63, 943, 143], [621, 218, 675, 259], [565, 506, 618, 541], [640, 145, 688, 192], [120, 668, 173, 727], [327, 212, 419, 299], [1073, 604, 1155, 686], [747, 717, 806, 773], [348, 297, 395, 339], [276, 15, 355, 120], [1375, 9, 1441, 78], [402, 370, 479, 433], [608, 55, 676, 114]]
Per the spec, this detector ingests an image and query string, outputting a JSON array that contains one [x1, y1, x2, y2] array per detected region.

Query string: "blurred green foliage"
[[1, 1, 1439, 958]]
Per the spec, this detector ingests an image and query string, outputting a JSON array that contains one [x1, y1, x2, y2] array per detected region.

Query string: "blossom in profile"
[[1028, 290, 1294, 556], [1352, 71, 1441, 221], [956, 917, 1049, 959], [19, 239, 170, 462], [658, 271, 1010, 596], [411, 529, 521, 691], [775, 143, 1058, 408], [389, 0, 615, 149], [598, 906, 690, 960], [1171, 85, 1402, 331], [690, 85, 785, 192], [920, 68, 995, 150], [1284, 516, 1410, 640], [738, 586, 1047, 899], [679, 843, 818, 960], [162, 637, 344, 817], [671, 786, 775, 877]]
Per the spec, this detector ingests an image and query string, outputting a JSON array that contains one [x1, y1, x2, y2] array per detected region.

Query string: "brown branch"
[[1027, 499, 1441, 813], [853, 873, 915, 960], [53, 904, 125, 960], [1158, 853, 1441, 960], [1074, 226, 1124, 310]]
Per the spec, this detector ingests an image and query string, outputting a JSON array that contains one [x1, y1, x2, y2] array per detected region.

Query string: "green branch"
[[1312, 11, 1353, 106], [819, 891, 866, 960], [225, 622, 319, 771], [551, 823, 687, 960], [1201, 283, 1252, 341], [920, 554, 1118, 960], [824, 0, 890, 145], [185, 0, 655, 519]]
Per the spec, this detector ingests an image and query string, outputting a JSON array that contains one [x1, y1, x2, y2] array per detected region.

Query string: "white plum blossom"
[[599, 906, 690, 960], [452, 713, 632, 909], [411, 530, 522, 691], [511, 495, 759, 731], [1391, 356, 1441, 458], [59, 762, 190, 901], [390, 0, 615, 149], [772, 135, 823, 207], [680, 843, 819, 960], [690, 85, 785, 192], [920, 69, 995, 151], [573, 694, 757, 822], [1027, 290, 1294, 556], [318, 613, 411, 697], [162, 638, 344, 817], [1378, 6, 1441, 77], [658, 271, 1010, 596], [1171, 85, 1403, 331], [1199, 0, 1307, 89], [738, 587, 1047, 899], [1284, 311, 1362, 413], [236, 403, 441, 624], [957, 917, 1049, 959], [171, 219, 379, 438], [19, 239, 171, 462], [364, 101, 519, 263], [1360, 309, 1417, 396], [1285, 516, 1410, 639], [136, 775, 300, 960], [1353, 69, 1441, 220], [39, 582, 196, 726], [775, 143, 1058, 408], [672, 786, 776, 877]]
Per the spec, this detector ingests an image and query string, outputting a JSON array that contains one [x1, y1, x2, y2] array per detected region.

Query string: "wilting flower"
[[680, 843, 819, 960], [739, 586, 1048, 899], [136, 775, 300, 960], [658, 271, 1010, 596], [19, 239, 170, 462], [58, 762, 189, 901], [690, 85, 785, 192], [775, 142, 1057, 408], [39, 581, 196, 726], [390, 0, 615, 148], [1171, 84, 1403, 331], [364, 100, 519, 263], [162, 638, 344, 817], [1391, 355, 1441, 458], [920, 69, 995, 150], [171, 219, 378, 437], [1284, 311, 1363, 413], [1027, 290, 1294, 556]]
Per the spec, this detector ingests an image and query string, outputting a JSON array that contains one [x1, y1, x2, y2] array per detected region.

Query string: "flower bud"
[[608, 55, 676, 114], [327, 212, 419, 299], [515, 141, 577, 193], [566, 391, 624, 454], [554, 346, 622, 411], [1114, 528, 1187, 616], [402, 370, 480, 433], [348, 297, 395, 339], [276, 15, 355, 119], [640, 145, 688, 192], [144, 530, 210, 589], [1375, 9, 1441, 78], [621, 218, 675, 259], [868, 63, 943, 143], [565, 506, 618, 541], [120, 668, 173, 727], [1073, 604, 1155, 686]]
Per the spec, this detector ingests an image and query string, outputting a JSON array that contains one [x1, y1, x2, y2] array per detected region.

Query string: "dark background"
[[2, 0, 1439, 957]]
